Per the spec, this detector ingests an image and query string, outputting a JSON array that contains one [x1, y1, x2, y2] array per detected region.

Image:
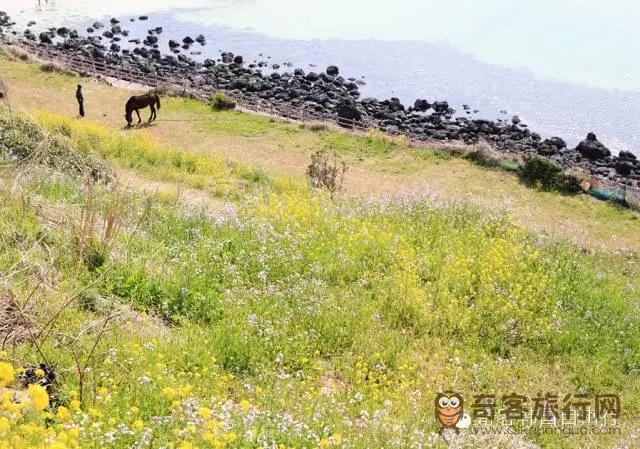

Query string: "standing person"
[[76, 84, 84, 117]]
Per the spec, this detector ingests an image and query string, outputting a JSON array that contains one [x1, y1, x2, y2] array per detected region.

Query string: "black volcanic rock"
[[414, 99, 430, 112], [615, 159, 635, 176], [305, 72, 320, 82], [337, 99, 363, 123], [144, 35, 158, 46], [326, 65, 339, 76], [619, 150, 637, 161], [538, 136, 567, 155], [432, 101, 449, 113], [38, 32, 52, 44], [576, 133, 611, 160]]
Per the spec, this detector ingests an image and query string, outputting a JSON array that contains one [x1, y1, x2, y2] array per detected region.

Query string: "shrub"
[[520, 156, 583, 193], [306, 150, 348, 197], [520, 155, 563, 190], [210, 92, 236, 111]]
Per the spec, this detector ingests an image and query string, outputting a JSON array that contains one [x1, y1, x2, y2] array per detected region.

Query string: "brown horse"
[[125, 92, 161, 127]]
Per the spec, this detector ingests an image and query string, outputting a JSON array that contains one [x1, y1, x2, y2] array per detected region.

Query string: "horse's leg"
[[149, 104, 156, 122], [136, 109, 142, 124]]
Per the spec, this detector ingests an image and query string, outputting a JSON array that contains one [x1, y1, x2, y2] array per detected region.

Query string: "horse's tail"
[[155, 94, 161, 110]]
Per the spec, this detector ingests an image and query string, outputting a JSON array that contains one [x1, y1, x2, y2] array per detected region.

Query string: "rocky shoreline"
[[1, 11, 639, 188]]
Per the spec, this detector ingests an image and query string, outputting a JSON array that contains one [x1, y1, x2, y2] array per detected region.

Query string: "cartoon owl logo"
[[435, 391, 471, 435]]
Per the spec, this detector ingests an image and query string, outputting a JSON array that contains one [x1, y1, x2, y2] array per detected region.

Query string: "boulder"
[[183, 36, 194, 44], [575, 133, 611, 160], [139, 15, 149, 21], [619, 150, 637, 161], [413, 99, 430, 112], [337, 100, 363, 122], [326, 65, 339, 76], [234, 55, 244, 64], [0, 76, 6, 99], [615, 160, 635, 176], [538, 136, 567, 155], [38, 32, 52, 44], [432, 101, 449, 113]]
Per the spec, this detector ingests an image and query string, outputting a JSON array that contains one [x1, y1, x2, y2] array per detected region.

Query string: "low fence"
[[2, 37, 640, 211], [589, 179, 640, 210]]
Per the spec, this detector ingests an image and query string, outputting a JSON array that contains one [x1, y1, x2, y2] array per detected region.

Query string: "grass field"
[[0, 52, 639, 449], [1, 54, 639, 251]]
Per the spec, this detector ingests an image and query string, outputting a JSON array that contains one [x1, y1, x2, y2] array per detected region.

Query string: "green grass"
[[1, 121, 639, 447], [169, 97, 302, 138]]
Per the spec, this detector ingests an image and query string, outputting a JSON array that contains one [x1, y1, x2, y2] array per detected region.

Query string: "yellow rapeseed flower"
[[0, 363, 14, 387], [56, 406, 71, 421], [27, 384, 49, 411], [0, 417, 10, 433]]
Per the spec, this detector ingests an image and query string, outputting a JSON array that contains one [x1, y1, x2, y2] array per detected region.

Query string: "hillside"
[[0, 53, 639, 449]]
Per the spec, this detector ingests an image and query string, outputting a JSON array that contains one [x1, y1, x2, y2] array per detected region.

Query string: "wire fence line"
[[2, 38, 640, 211]]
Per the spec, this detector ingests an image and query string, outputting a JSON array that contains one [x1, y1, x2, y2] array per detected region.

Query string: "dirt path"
[[2, 56, 640, 251]]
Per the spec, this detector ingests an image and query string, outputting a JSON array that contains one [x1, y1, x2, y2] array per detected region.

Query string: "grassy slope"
[[1, 55, 639, 251], [0, 54, 639, 449]]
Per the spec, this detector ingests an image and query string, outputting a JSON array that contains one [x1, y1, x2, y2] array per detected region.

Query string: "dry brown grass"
[[0, 290, 36, 348]]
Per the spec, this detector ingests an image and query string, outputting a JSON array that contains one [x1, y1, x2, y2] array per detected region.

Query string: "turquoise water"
[[3, 0, 640, 154]]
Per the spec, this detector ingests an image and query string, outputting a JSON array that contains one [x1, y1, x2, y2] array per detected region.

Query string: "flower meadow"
[[0, 114, 639, 448]]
